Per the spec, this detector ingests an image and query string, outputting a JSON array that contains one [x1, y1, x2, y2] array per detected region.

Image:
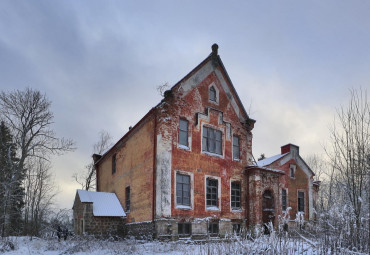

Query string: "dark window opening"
[[202, 126, 222, 155], [208, 222, 219, 236], [290, 165, 295, 178], [231, 182, 241, 210], [233, 136, 240, 160], [112, 154, 116, 174], [282, 189, 287, 211], [179, 119, 189, 147], [178, 222, 191, 236], [126, 186, 130, 212], [209, 86, 216, 102], [176, 173, 190, 206], [298, 191, 305, 212], [206, 178, 218, 207], [232, 223, 241, 235]]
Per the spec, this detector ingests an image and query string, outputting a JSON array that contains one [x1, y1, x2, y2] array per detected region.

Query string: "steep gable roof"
[[76, 189, 126, 217], [95, 44, 255, 165], [256, 152, 289, 167], [167, 44, 254, 124]]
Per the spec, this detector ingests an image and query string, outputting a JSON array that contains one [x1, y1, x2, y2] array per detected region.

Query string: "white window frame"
[[175, 170, 194, 210], [178, 118, 191, 151], [297, 190, 305, 213], [230, 178, 242, 212], [201, 124, 224, 158], [205, 175, 221, 211]]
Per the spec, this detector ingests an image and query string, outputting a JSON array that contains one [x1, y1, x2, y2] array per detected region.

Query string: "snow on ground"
[[1, 235, 367, 255]]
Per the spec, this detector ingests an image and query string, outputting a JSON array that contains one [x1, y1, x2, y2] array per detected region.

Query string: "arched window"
[[209, 86, 216, 102]]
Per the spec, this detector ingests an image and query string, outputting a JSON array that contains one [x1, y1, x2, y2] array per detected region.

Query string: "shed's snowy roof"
[[256, 152, 289, 167], [77, 189, 126, 217]]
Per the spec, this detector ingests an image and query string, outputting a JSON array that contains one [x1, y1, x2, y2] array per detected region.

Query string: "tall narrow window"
[[231, 181, 241, 210], [126, 186, 130, 212], [176, 173, 190, 206], [282, 189, 287, 211], [206, 178, 218, 207], [112, 154, 116, 174], [202, 126, 222, 155], [233, 136, 240, 160], [290, 164, 296, 178], [209, 86, 216, 102], [179, 119, 189, 147], [298, 191, 305, 212]]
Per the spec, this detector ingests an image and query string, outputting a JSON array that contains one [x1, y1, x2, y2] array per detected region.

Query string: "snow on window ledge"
[[178, 144, 190, 150], [176, 205, 192, 210], [206, 206, 220, 211], [202, 151, 223, 158], [231, 208, 242, 212]]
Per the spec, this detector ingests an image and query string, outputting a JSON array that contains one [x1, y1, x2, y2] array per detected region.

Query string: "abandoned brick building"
[[73, 44, 318, 239]]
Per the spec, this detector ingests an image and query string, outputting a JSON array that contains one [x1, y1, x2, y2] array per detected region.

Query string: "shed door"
[[262, 190, 275, 226]]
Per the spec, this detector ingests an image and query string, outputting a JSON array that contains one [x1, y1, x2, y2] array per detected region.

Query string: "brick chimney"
[[281, 144, 299, 155]]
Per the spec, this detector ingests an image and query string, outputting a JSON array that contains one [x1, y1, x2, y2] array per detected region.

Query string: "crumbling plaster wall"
[[154, 59, 253, 229]]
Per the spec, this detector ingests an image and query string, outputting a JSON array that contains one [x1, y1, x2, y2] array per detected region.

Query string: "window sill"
[[178, 144, 190, 151], [233, 158, 240, 162], [202, 151, 223, 158], [176, 205, 192, 210], [231, 208, 242, 212], [206, 206, 220, 211]]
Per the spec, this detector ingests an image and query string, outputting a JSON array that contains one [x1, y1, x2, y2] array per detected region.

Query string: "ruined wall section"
[[247, 169, 281, 227], [97, 114, 155, 223]]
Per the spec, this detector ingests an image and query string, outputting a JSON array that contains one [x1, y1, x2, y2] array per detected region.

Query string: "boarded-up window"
[[202, 126, 222, 155], [179, 119, 189, 147]]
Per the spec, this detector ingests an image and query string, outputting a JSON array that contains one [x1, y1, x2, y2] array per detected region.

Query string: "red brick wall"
[[96, 114, 155, 223]]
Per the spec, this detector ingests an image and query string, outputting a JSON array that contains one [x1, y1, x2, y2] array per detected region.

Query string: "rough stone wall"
[[153, 59, 253, 237], [73, 194, 125, 237], [96, 114, 155, 224]]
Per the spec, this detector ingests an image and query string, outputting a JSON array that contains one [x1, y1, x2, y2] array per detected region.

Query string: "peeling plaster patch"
[[180, 61, 214, 95], [156, 133, 172, 218], [214, 68, 241, 120]]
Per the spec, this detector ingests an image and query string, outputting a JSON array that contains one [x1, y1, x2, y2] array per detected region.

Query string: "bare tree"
[[73, 130, 112, 191], [324, 88, 370, 248], [0, 88, 75, 236], [0, 88, 75, 170], [23, 159, 56, 236]]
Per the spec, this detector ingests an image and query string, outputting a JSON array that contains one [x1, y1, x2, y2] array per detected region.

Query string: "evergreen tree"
[[0, 121, 23, 237]]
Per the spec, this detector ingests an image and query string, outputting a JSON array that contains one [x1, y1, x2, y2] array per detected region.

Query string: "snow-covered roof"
[[256, 152, 289, 167], [77, 189, 126, 217]]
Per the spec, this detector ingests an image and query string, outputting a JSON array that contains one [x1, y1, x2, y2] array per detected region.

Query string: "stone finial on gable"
[[211, 43, 219, 67]]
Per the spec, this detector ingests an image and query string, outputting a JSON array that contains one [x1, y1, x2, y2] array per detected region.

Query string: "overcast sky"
[[1, 0, 369, 209]]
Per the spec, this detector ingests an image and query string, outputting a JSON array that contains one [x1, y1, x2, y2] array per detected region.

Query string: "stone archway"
[[262, 190, 275, 232]]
